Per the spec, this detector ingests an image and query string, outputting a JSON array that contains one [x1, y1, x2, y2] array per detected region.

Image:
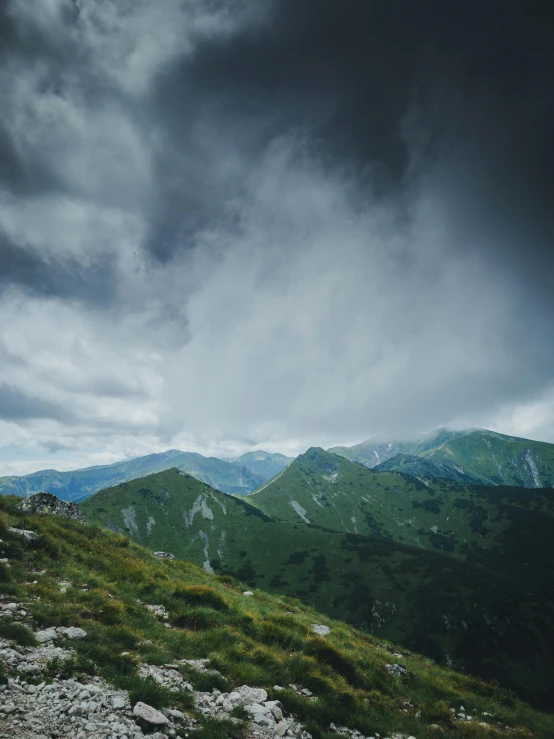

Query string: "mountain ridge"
[[329, 427, 554, 487]]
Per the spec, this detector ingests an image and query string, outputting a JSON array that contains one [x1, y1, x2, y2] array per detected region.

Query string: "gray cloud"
[[0, 0, 552, 473], [0, 384, 72, 422]]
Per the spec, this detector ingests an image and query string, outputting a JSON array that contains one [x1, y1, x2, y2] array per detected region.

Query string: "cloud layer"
[[0, 0, 553, 473]]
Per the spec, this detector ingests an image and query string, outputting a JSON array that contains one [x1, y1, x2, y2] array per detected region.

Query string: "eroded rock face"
[[16, 492, 86, 523]]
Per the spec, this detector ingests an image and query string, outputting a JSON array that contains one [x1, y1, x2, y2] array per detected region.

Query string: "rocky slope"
[[329, 428, 554, 487], [80, 469, 554, 706], [1, 496, 552, 738]]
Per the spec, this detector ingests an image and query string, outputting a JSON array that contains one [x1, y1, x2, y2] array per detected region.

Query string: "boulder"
[[57, 627, 87, 640], [236, 685, 268, 704], [16, 493, 85, 523], [311, 624, 330, 635], [133, 701, 169, 727], [7, 527, 39, 541], [35, 628, 58, 644]]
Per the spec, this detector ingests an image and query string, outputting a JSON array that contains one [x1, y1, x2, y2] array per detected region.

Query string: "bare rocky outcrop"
[[16, 492, 86, 523]]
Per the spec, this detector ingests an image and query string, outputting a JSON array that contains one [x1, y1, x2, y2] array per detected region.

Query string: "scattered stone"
[[16, 492, 86, 523], [243, 591, 254, 596], [311, 624, 330, 635]]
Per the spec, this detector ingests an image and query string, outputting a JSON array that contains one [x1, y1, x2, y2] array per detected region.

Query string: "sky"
[[0, 0, 553, 474]]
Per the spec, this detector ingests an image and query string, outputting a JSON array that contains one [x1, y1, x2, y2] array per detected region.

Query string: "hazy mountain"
[[228, 450, 294, 480], [330, 428, 554, 487], [0, 450, 265, 502], [80, 467, 554, 706]]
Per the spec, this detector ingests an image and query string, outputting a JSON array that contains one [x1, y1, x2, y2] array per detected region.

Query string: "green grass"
[[0, 494, 553, 738]]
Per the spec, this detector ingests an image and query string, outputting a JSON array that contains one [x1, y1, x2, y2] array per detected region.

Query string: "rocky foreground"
[[0, 600, 418, 739]]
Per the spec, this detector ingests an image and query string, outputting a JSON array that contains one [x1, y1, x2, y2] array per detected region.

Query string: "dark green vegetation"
[[1, 495, 553, 738], [329, 428, 554, 488], [81, 467, 554, 708], [249, 448, 554, 586], [0, 449, 291, 502]]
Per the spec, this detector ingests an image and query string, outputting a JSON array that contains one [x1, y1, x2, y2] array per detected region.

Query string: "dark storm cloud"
[[152, 0, 554, 279], [0, 231, 118, 304], [0, 0, 553, 472]]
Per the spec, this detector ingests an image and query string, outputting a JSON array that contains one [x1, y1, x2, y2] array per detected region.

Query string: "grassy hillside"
[[248, 448, 554, 592], [229, 451, 294, 480], [329, 428, 554, 488], [80, 469, 554, 707], [1, 495, 553, 738], [0, 449, 265, 502]]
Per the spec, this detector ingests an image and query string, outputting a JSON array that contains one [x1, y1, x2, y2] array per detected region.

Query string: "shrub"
[[306, 638, 363, 687], [192, 716, 247, 739], [125, 675, 192, 710], [181, 665, 231, 693], [172, 607, 218, 631], [0, 620, 37, 647], [173, 585, 228, 611]]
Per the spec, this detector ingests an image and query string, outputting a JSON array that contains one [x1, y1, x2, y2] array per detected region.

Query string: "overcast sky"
[[0, 0, 553, 474]]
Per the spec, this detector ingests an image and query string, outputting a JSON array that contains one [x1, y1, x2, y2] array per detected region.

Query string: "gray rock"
[[57, 626, 87, 640], [35, 628, 58, 644], [7, 526, 39, 541], [237, 685, 268, 704], [153, 551, 175, 560], [311, 624, 330, 635], [132, 701, 169, 727], [16, 492, 86, 523]]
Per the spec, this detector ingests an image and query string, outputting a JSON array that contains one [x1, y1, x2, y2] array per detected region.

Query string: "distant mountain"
[[373, 453, 483, 484], [330, 428, 554, 487], [81, 467, 554, 707], [0, 450, 266, 502], [228, 450, 294, 480]]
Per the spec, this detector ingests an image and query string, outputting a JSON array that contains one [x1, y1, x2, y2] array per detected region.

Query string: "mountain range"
[[0, 449, 293, 502], [81, 448, 554, 708], [2, 427, 552, 505], [329, 427, 554, 487]]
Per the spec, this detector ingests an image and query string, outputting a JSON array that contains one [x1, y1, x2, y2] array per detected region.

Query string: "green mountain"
[[330, 428, 554, 487], [373, 453, 483, 484], [0, 450, 265, 502], [81, 467, 554, 708], [229, 450, 294, 480], [248, 447, 554, 591], [2, 495, 552, 739]]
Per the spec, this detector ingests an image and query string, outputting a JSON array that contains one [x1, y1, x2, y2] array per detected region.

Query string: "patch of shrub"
[[172, 607, 218, 631], [173, 585, 228, 611], [306, 638, 363, 687], [192, 716, 247, 739], [182, 665, 231, 693], [0, 620, 37, 647]]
